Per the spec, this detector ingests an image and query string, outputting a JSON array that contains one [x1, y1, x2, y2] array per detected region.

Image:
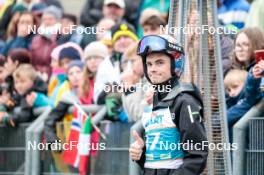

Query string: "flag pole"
[[74, 103, 107, 140]]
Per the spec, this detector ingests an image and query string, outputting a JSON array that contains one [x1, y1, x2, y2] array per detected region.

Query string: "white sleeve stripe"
[[187, 105, 194, 123]]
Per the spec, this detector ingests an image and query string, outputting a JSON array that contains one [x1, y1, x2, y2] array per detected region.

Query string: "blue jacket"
[[0, 34, 34, 56], [218, 0, 250, 29], [227, 70, 262, 127]]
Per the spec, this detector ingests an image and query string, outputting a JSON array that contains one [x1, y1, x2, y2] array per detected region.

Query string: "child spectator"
[[0, 64, 50, 127], [58, 46, 81, 69], [44, 61, 84, 143], [45, 58, 102, 173], [80, 41, 108, 103], [224, 69, 263, 141], [3, 48, 30, 98], [48, 42, 83, 98], [139, 8, 166, 36], [51, 46, 82, 105]]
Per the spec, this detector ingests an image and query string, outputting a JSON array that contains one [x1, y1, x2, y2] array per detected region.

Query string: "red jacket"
[[30, 34, 58, 76]]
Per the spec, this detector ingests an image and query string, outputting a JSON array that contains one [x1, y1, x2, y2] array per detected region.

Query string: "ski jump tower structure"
[[168, 0, 232, 174]]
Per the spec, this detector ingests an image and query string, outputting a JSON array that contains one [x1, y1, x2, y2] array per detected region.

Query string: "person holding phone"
[[252, 61, 264, 91]]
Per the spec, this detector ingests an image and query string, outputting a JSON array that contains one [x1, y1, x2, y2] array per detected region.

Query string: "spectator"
[[43, 0, 63, 10], [58, 46, 81, 69], [30, 2, 48, 18], [137, 0, 170, 38], [44, 59, 101, 173], [218, 0, 250, 29], [224, 69, 263, 141], [52, 46, 81, 105], [57, 13, 97, 49], [97, 18, 116, 55], [76, 41, 108, 107], [0, 55, 7, 84], [221, 35, 234, 76], [4, 48, 31, 98], [1, 12, 38, 56], [79, 17, 115, 50], [232, 27, 264, 71], [245, 0, 264, 32], [83, 41, 108, 77], [0, 0, 18, 39], [30, 5, 62, 79], [232, 60, 264, 175], [57, 13, 78, 45], [80, 0, 140, 28], [48, 42, 83, 98], [94, 22, 138, 104], [44, 61, 85, 143], [102, 0, 125, 24], [96, 17, 115, 41], [252, 60, 264, 92], [0, 64, 50, 127], [139, 8, 166, 36], [120, 42, 150, 122]]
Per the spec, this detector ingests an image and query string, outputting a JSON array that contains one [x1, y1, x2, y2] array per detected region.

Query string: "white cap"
[[104, 0, 125, 8]]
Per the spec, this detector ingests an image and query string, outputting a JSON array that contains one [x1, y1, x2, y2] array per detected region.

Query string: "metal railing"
[[232, 99, 264, 175], [0, 123, 29, 175], [25, 105, 105, 175], [0, 107, 50, 175], [247, 117, 264, 175]]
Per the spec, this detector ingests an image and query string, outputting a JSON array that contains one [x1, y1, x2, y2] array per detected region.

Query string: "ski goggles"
[[137, 35, 184, 58]]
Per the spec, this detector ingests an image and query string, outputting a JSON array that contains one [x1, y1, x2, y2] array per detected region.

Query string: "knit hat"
[[139, 8, 163, 25], [104, 0, 125, 8], [66, 60, 84, 73], [12, 3, 28, 14], [84, 41, 109, 60], [51, 42, 84, 61], [111, 23, 138, 44], [42, 5, 62, 20], [59, 47, 81, 61], [31, 3, 47, 16]]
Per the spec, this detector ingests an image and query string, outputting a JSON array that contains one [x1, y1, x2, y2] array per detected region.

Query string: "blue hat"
[[59, 47, 81, 61], [31, 3, 47, 15], [67, 60, 84, 72], [43, 5, 62, 20]]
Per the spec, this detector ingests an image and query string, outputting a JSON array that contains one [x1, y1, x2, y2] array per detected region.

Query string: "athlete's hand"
[[129, 130, 144, 161]]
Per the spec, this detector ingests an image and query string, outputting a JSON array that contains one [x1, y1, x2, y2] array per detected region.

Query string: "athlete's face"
[[146, 53, 172, 84]]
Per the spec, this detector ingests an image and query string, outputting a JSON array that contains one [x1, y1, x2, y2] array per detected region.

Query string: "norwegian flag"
[[63, 105, 91, 175]]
